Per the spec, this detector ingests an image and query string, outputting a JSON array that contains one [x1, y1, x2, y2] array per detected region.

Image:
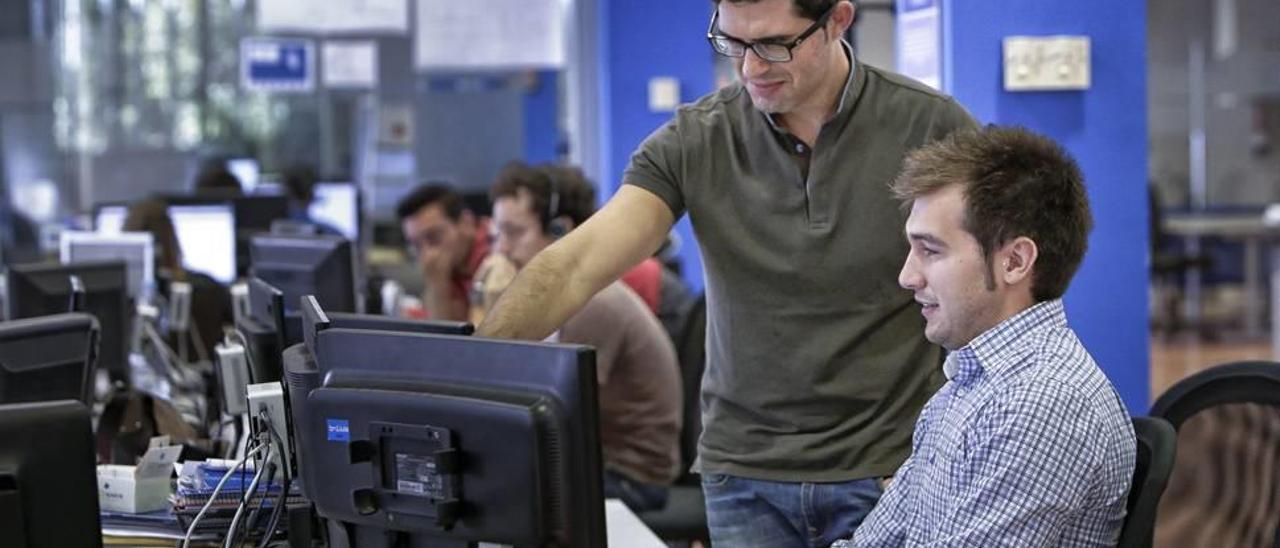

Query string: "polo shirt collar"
[[762, 39, 863, 132]]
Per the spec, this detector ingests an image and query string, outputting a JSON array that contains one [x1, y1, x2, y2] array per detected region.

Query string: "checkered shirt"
[[839, 299, 1136, 547]]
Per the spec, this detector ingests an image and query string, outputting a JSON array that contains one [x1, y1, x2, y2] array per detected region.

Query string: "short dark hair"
[[395, 182, 466, 222], [193, 167, 243, 197], [711, 0, 839, 21], [489, 162, 596, 230], [281, 164, 318, 203], [892, 126, 1093, 302]]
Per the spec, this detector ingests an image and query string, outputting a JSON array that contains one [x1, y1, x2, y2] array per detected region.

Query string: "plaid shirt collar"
[[943, 299, 1068, 385]]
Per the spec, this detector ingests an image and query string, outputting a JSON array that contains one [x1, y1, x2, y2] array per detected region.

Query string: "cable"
[[229, 431, 267, 545], [235, 462, 277, 547], [225, 443, 271, 548], [182, 443, 267, 548], [190, 320, 210, 364], [255, 410, 293, 547], [142, 321, 203, 391], [256, 469, 292, 548]]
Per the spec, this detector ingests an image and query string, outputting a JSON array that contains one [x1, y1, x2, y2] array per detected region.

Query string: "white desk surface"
[[605, 498, 666, 548], [1163, 213, 1280, 238]]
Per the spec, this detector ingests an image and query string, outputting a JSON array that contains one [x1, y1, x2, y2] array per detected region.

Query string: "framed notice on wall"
[[257, 0, 408, 34], [414, 0, 566, 71]]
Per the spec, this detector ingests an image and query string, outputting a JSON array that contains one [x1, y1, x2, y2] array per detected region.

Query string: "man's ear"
[[830, 0, 856, 36], [999, 236, 1038, 286]]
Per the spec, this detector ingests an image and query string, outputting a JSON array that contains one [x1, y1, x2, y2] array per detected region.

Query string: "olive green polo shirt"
[[622, 50, 977, 483]]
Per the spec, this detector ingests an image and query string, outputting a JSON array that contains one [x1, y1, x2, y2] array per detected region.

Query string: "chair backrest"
[[1118, 416, 1176, 548], [1150, 361, 1280, 427], [1148, 360, 1280, 548]]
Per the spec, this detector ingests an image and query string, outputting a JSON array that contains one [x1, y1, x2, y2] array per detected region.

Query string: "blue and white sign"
[[241, 37, 315, 93], [326, 419, 351, 442]]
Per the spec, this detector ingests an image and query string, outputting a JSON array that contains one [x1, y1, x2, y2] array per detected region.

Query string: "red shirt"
[[620, 257, 662, 314], [453, 217, 492, 304]]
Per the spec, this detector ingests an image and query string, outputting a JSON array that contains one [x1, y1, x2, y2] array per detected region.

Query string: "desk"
[[105, 499, 667, 547], [606, 499, 666, 547], [1162, 213, 1280, 342]]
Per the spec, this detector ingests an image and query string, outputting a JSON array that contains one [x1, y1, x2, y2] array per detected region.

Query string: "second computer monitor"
[[309, 182, 359, 241], [60, 230, 154, 300], [249, 234, 356, 345], [169, 203, 237, 284], [5, 261, 129, 384], [236, 277, 287, 384], [0, 313, 99, 405]]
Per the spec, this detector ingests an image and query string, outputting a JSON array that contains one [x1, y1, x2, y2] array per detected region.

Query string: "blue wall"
[[600, 0, 715, 292], [944, 1, 1151, 412]]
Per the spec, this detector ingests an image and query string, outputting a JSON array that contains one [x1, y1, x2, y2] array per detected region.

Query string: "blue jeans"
[[702, 473, 882, 547]]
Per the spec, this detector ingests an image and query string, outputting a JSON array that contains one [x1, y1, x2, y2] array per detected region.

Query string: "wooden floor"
[[1150, 334, 1273, 402]]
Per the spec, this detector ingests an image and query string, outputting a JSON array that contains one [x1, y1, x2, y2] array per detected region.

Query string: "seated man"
[[487, 161, 683, 512], [396, 183, 491, 322], [841, 126, 1136, 547]]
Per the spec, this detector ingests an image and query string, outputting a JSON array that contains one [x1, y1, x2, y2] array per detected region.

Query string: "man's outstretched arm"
[[478, 185, 675, 340]]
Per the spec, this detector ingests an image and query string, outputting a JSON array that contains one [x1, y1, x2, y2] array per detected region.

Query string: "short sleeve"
[[622, 119, 687, 219]]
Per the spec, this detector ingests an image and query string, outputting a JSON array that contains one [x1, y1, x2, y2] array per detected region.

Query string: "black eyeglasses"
[[706, 5, 835, 63]]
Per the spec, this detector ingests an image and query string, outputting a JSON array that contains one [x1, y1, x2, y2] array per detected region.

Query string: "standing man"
[[397, 183, 491, 322], [488, 162, 683, 512], [843, 126, 1135, 546], [479, 0, 975, 543]]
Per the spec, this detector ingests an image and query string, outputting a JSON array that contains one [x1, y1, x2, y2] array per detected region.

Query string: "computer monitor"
[[5, 261, 129, 384], [168, 203, 236, 284], [235, 277, 287, 384], [60, 230, 154, 300], [0, 314, 99, 405], [249, 234, 356, 346], [233, 195, 289, 231], [94, 203, 128, 234], [233, 196, 289, 278], [309, 182, 360, 240], [285, 297, 605, 547], [0, 400, 103, 548], [226, 157, 260, 194]]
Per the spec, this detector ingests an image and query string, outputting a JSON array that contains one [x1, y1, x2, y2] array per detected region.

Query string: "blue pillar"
[[598, 0, 714, 292], [943, 1, 1151, 413]]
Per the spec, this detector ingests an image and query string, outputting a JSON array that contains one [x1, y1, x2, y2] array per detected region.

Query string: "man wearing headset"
[[487, 161, 684, 512], [480, 0, 977, 543]]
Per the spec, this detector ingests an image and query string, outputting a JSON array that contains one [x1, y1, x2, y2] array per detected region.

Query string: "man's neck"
[[776, 41, 851, 145]]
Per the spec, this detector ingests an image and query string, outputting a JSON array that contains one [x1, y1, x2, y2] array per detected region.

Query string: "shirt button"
[[795, 143, 806, 153]]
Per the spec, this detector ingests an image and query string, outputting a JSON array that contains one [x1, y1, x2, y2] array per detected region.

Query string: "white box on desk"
[[97, 437, 182, 513]]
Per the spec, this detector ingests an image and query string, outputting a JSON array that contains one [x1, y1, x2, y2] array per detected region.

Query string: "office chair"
[[637, 294, 710, 544], [1149, 361, 1280, 548], [1117, 416, 1176, 548]]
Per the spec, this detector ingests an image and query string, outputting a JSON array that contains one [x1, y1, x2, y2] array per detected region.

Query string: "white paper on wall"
[[258, 0, 408, 34], [323, 41, 379, 88], [414, 0, 566, 71]]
